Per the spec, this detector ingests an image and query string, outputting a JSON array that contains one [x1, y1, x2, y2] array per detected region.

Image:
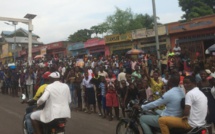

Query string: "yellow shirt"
[[33, 84, 48, 100], [150, 78, 163, 100]]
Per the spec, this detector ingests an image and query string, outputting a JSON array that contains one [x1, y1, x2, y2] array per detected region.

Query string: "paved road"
[[0, 94, 118, 134]]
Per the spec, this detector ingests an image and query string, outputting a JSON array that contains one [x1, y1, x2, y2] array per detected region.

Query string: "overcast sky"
[[0, 0, 184, 44]]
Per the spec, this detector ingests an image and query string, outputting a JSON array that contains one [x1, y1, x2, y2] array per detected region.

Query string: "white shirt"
[[161, 77, 168, 85], [61, 67, 66, 76], [82, 76, 94, 88], [37, 81, 71, 123], [26, 75, 33, 85], [98, 71, 108, 77], [173, 46, 181, 55], [185, 87, 208, 128], [117, 72, 126, 82]]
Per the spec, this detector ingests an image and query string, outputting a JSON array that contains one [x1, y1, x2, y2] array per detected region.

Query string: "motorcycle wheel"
[[22, 115, 28, 134], [116, 120, 142, 134]]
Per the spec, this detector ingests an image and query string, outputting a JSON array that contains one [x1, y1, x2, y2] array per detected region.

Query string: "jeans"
[[139, 110, 162, 134], [25, 113, 34, 134], [69, 83, 78, 108], [25, 105, 36, 134]]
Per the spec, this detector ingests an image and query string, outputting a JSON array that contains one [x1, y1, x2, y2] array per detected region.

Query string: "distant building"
[[0, 28, 43, 64]]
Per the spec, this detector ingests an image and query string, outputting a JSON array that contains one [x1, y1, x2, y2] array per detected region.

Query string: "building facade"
[[19, 41, 68, 60], [84, 38, 106, 57], [67, 42, 88, 57], [105, 32, 133, 55], [167, 14, 215, 60], [131, 25, 170, 55], [0, 28, 43, 64]]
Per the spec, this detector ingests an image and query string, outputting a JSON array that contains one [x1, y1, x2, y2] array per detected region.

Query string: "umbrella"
[[126, 49, 144, 55], [34, 55, 44, 59], [207, 44, 215, 52]]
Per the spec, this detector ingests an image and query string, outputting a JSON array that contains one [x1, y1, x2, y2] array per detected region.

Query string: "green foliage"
[[179, 0, 214, 20], [68, 29, 92, 42], [106, 7, 133, 34], [68, 7, 155, 41], [106, 7, 155, 34]]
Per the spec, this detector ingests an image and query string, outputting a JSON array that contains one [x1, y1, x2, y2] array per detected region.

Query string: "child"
[[99, 76, 107, 118], [106, 83, 119, 121]]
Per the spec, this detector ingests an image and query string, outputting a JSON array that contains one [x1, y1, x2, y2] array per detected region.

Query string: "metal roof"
[[1, 28, 39, 38], [4, 37, 43, 44]]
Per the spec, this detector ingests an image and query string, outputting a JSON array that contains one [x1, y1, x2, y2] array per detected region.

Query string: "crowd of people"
[[0, 45, 215, 133]]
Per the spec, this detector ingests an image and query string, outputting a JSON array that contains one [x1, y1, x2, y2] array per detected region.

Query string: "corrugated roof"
[[1, 28, 39, 38], [4, 37, 43, 44]]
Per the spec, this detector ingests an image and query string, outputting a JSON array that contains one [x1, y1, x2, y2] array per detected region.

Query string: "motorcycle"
[[116, 99, 210, 134], [21, 94, 67, 134]]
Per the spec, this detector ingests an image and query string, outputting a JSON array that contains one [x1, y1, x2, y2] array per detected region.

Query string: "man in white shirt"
[[158, 76, 208, 134], [98, 67, 108, 77], [31, 72, 71, 134], [173, 44, 181, 55]]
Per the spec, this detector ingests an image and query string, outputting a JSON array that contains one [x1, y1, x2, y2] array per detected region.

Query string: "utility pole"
[[152, 0, 161, 72]]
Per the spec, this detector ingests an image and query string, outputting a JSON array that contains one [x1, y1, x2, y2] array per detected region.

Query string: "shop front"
[[68, 42, 88, 58], [0, 44, 14, 64], [84, 38, 105, 57], [45, 41, 67, 59], [131, 25, 169, 55], [105, 32, 133, 55], [167, 14, 215, 60]]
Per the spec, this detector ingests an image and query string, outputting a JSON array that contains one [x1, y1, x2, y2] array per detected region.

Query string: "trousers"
[[158, 116, 192, 134]]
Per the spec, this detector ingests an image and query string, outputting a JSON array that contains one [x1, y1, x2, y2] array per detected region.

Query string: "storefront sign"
[[84, 38, 105, 48], [168, 15, 215, 34], [1, 44, 8, 58], [32, 46, 41, 53], [19, 50, 27, 55], [47, 42, 64, 50], [105, 32, 132, 44], [40, 47, 47, 55], [68, 42, 84, 50], [112, 43, 132, 50], [132, 25, 167, 39]]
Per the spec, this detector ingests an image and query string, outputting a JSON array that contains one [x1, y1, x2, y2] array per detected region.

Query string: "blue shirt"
[[141, 87, 185, 117]]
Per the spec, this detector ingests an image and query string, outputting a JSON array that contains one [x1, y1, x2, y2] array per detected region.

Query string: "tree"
[[128, 14, 154, 31], [90, 25, 100, 37], [105, 7, 154, 34], [106, 7, 133, 34], [68, 29, 92, 42], [179, 0, 214, 20]]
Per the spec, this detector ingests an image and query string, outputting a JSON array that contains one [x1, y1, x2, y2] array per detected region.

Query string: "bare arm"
[[184, 105, 191, 117]]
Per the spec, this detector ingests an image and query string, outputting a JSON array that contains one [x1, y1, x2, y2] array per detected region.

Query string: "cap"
[[49, 71, 61, 78], [42, 71, 51, 79]]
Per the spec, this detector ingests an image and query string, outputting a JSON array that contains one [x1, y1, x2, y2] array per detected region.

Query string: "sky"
[[0, 0, 184, 44]]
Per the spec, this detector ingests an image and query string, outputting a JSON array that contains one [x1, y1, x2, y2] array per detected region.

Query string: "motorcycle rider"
[[133, 74, 185, 134], [24, 71, 51, 134], [158, 76, 208, 134], [31, 71, 71, 134]]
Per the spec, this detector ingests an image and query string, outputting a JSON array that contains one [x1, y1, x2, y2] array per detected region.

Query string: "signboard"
[[40, 47, 46, 55], [68, 42, 84, 50], [105, 32, 132, 44], [84, 38, 105, 48], [132, 25, 167, 39], [168, 14, 215, 34], [1, 44, 8, 58]]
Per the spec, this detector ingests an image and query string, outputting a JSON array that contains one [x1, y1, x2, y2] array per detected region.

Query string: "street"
[[0, 94, 118, 134]]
